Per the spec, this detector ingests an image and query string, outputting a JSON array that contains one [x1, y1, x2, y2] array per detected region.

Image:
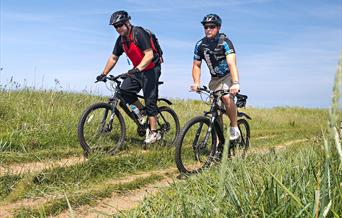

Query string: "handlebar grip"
[[95, 77, 107, 83]]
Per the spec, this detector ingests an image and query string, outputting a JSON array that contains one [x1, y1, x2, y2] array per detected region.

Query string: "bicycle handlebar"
[[95, 72, 129, 83], [195, 86, 245, 99], [195, 86, 229, 96]]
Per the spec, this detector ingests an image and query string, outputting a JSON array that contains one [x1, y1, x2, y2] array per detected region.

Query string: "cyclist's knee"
[[221, 94, 233, 104], [120, 90, 138, 104], [145, 102, 158, 116], [146, 107, 158, 117]]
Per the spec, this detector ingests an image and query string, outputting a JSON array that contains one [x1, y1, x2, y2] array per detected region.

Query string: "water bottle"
[[130, 104, 144, 124]]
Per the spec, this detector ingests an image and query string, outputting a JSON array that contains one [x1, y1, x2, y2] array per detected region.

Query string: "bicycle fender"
[[157, 98, 172, 105], [238, 112, 252, 120]]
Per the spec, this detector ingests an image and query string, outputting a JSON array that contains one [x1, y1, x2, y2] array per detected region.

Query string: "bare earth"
[[0, 167, 178, 218], [0, 137, 307, 217], [0, 156, 85, 176], [57, 176, 176, 218]]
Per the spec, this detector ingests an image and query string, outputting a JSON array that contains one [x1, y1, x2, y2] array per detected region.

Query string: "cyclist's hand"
[[190, 83, 200, 92], [127, 68, 140, 76], [229, 83, 240, 95], [96, 73, 106, 82]]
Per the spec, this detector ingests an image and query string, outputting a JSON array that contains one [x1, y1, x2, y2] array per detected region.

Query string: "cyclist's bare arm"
[[226, 53, 240, 95], [136, 48, 154, 71], [191, 60, 202, 91], [226, 53, 239, 83], [103, 54, 119, 75]]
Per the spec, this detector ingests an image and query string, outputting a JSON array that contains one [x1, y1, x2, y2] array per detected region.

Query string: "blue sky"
[[0, 0, 341, 108]]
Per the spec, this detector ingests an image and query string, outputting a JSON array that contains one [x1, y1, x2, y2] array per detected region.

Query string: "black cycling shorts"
[[120, 65, 161, 116]]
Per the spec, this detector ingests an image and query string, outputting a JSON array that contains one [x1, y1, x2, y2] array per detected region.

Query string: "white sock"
[[231, 127, 239, 132]]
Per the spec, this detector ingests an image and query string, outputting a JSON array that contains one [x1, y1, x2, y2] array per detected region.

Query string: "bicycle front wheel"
[[156, 106, 180, 146], [175, 116, 217, 174], [77, 102, 126, 157], [229, 118, 250, 158]]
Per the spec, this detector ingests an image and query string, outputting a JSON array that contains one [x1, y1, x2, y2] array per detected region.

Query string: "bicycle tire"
[[77, 102, 126, 157], [175, 116, 217, 174], [229, 118, 250, 158], [156, 106, 180, 146]]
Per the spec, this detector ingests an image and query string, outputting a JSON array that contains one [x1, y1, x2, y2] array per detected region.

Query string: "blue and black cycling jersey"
[[194, 33, 235, 77]]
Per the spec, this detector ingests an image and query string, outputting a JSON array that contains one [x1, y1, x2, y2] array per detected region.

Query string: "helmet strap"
[[125, 22, 132, 36]]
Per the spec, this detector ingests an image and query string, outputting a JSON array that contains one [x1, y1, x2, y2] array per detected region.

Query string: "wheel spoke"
[[78, 103, 126, 157], [156, 106, 180, 146], [176, 116, 216, 174], [229, 119, 250, 158]]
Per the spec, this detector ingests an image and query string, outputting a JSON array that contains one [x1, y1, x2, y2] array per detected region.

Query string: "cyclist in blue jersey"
[[190, 14, 241, 145]]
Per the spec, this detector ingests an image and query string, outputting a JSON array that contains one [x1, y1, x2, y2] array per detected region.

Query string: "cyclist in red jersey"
[[97, 10, 162, 144]]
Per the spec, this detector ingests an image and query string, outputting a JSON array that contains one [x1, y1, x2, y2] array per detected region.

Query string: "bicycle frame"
[[201, 93, 226, 149], [175, 87, 251, 174], [102, 74, 173, 130], [196, 87, 251, 150]]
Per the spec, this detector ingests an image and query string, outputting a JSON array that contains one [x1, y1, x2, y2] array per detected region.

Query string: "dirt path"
[[1, 138, 308, 217], [0, 167, 178, 218], [0, 195, 63, 218], [253, 135, 277, 140], [249, 139, 307, 155], [73, 178, 173, 218], [55, 138, 309, 218], [56, 172, 177, 218], [0, 135, 281, 177], [0, 156, 85, 176], [0, 150, 144, 177]]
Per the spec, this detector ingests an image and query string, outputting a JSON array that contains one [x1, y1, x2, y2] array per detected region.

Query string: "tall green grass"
[[0, 60, 340, 217], [0, 148, 175, 201], [0, 81, 328, 153], [0, 80, 327, 165], [126, 53, 342, 217], [0, 88, 101, 152], [129, 140, 341, 217], [15, 174, 164, 217]]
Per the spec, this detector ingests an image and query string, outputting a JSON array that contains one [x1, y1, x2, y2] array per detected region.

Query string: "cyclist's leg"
[[218, 75, 237, 127], [219, 75, 240, 140], [222, 95, 237, 127], [142, 66, 161, 142], [120, 74, 142, 105], [209, 75, 239, 140]]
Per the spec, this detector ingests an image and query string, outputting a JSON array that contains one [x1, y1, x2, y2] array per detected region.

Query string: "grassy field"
[[0, 61, 341, 217]]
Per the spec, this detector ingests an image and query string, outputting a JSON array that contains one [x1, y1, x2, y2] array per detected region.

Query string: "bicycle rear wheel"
[[156, 106, 180, 146], [228, 118, 250, 158], [175, 116, 217, 174], [77, 102, 126, 157]]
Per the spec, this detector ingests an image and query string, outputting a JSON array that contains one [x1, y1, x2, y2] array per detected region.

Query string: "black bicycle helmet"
[[109, 10, 131, 25], [201, 14, 222, 26]]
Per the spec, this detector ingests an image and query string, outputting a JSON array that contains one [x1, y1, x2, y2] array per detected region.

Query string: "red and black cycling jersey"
[[112, 26, 160, 71]]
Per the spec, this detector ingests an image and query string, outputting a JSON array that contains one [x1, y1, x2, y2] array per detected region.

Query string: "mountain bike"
[[175, 86, 251, 174], [77, 73, 180, 157]]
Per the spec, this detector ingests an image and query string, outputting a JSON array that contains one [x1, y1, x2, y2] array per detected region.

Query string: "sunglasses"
[[204, 25, 217, 30], [114, 23, 124, 29]]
